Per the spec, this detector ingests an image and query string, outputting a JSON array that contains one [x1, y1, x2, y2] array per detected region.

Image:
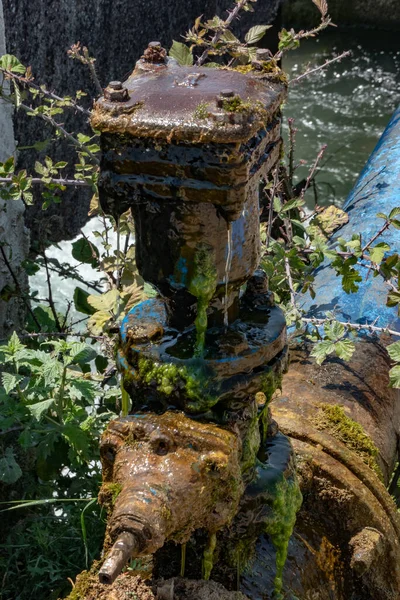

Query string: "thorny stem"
[[287, 118, 297, 190], [361, 221, 391, 253], [3, 98, 100, 165], [57, 365, 67, 424], [265, 167, 280, 248], [301, 317, 400, 339], [42, 249, 63, 332], [0, 331, 104, 343], [0, 67, 91, 116], [300, 145, 327, 199], [289, 51, 351, 85], [196, 0, 252, 67], [285, 256, 296, 304], [274, 16, 334, 62], [0, 176, 90, 187], [0, 244, 41, 330]]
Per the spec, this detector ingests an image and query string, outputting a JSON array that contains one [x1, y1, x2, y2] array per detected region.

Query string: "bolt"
[[220, 89, 235, 98], [256, 48, 271, 62], [216, 89, 238, 109], [104, 81, 129, 103], [108, 81, 123, 90], [142, 41, 167, 64]]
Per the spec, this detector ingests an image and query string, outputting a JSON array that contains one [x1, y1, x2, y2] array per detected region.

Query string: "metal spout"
[[99, 531, 139, 585]]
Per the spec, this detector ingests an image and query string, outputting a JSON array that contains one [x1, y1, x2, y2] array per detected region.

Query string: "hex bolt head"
[[142, 41, 167, 64], [108, 81, 123, 90], [256, 48, 271, 61], [104, 81, 130, 103], [216, 89, 238, 109], [220, 89, 235, 98]]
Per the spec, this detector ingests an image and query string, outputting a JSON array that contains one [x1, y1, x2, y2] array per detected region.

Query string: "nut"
[[104, 81, 129, 103], [142, 41, 167, 64]]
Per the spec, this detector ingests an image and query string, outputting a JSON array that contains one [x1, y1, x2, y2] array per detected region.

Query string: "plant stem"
[[301, 317, 400, 338], [0, 244, 41, 330], [289, 51, 351, 85], [42, 249, 63, 332], [0, 67, 91, 116], [196, 0, 251, 67], [0, 177, 89, 187]]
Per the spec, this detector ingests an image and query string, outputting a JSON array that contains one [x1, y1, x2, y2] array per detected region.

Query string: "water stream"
[[223, 223, 233, 328], [283, 29, 400, 209]]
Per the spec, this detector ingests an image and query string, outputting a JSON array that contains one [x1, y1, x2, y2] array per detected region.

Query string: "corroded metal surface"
[[267, 340, 400, 599], [92, 60, 286, 144], [92, 49, 294, 596]]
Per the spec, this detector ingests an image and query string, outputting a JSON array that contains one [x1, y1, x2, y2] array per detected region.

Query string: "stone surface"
[[283, 0, 400, 29], [0, 0, 29, 337], [2, 0, 282, 241]]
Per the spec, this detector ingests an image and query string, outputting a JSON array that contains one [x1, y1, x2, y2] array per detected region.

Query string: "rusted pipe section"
[[98, 531, 139, 585], [264, 107, 400, 599]]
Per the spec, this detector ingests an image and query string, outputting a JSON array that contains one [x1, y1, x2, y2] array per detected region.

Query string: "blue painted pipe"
[[300, 106, 400, 332]]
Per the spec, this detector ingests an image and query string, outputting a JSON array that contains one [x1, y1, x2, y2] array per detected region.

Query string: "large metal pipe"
[[267, 107, 400, 599]]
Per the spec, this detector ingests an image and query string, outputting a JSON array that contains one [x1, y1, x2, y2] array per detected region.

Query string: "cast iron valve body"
[[92, 55, 286, 328]]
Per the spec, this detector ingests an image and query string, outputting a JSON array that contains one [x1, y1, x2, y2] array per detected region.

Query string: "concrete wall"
[[283, 0, 400, 29], [0, 0, 29, 337]]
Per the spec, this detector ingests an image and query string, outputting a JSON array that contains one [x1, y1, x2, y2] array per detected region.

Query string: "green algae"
[[265, 477, 303, 599], [313, 403, 383, 480], [188, 244, 218, 358], [193, 102, 210, 120], [136, 356, 218, 413], [241, 410, 261, 476], [203, 532, 217, 580], [98, 482, 123, 510], [258, 370, 283, 442]]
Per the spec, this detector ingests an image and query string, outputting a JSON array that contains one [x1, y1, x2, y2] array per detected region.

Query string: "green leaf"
[[335, 339, 355, 362], [68, 379, 97, 402], [87, 289, 119, 313], [311, 340, 336, 365], [368, 242, 390, 265], [71, 237, 99, 266], [387, 291, 400, 310], [62, 423, 89, 460], [169, 41, 194, 66], [389, 365, 400, 388], [95, 354, 108, 374], [387, 341, 400, 363], [389, 207, 400, 219], [1, 372, 23, 394], [244, 25, 272, 45], [280, 197, 305, 213], [28, 398, 55, 420], [73, 286, 96, 315], [87, 310, 112, 335], [0, 448, 22, 484], [69, 342, 97, 364], [324, 320, 345, 341], [0, 54, 26, 74]]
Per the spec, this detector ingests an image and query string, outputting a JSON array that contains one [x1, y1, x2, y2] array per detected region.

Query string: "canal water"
[[283, 29, 400, 208], [31, 29, 400, 316]]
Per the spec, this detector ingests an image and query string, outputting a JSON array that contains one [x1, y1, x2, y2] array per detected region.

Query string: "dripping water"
[[223, 223, 233, 328]]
